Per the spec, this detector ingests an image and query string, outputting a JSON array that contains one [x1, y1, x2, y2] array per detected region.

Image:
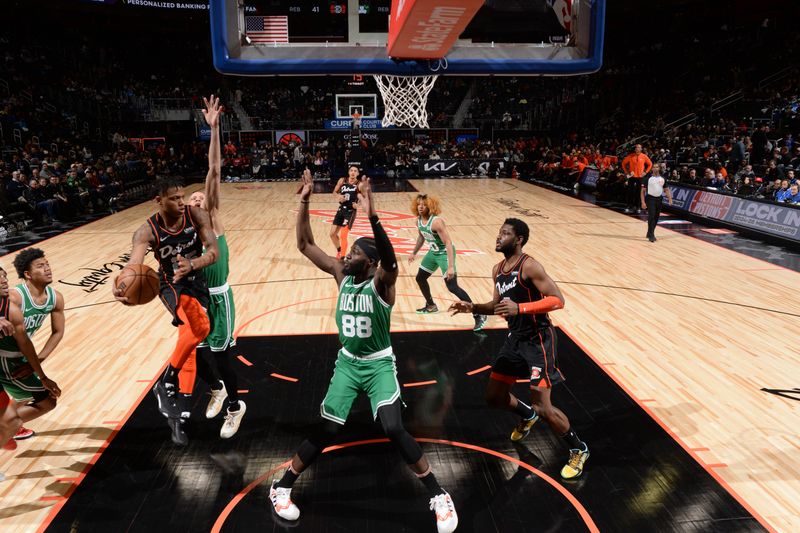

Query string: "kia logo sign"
[[423, 162, 459, 172]]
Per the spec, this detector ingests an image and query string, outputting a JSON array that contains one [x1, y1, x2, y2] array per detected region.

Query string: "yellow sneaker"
[[510, 413, 539, 442], [560, 446, 589, 480]]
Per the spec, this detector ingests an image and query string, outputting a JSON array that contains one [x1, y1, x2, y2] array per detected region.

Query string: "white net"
[[373, 74, 438, 128]]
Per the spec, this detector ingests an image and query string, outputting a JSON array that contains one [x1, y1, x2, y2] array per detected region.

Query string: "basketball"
[[114, 264, 160, 305]]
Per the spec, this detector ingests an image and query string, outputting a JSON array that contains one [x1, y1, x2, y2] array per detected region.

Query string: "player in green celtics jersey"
[[409, 193, 487, 332], [0, 264, 61, 447], [185, 94, 245, 440], [268, 170, 458, 533], [5, 248, 65, 440]]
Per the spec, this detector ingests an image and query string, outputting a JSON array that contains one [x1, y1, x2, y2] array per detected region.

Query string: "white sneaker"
[[220, 400, 246, 439], [429, 491, 458, 533], [269, 480, 300, 521], [205, 381, 228, 419]]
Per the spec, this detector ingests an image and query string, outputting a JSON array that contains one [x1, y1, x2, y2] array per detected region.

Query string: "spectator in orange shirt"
[[598, 154, 617, 172], [621, 144, 653, 213], [223, 141, 237, 157]]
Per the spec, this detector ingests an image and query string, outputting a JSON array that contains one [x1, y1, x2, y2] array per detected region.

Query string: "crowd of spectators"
[[2, 0, 799, 244]]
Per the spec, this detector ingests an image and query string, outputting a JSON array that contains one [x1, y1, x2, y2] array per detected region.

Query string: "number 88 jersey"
[[335, 276, 393, 358]]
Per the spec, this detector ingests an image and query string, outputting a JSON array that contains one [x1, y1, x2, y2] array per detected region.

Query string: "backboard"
[[210, 0, 605, 76]]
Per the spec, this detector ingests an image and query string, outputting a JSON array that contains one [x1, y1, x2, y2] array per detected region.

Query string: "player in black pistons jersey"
[[112, 177, 218, 445], [330, 165, 362, 259], [450, 218, 590, 479]]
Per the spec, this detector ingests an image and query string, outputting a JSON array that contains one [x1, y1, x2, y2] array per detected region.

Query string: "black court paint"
[[45, 329, 764, 532]]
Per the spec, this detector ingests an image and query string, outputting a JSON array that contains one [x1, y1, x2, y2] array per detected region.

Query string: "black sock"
[[214, 349, 239, 403], [276, 467, 299, 488], [211, 381, 224, 391], [418, 470, 444, 496], [561, 427, 586, 450], [512, 398, 535, 419], [226, 398, 240, 412]]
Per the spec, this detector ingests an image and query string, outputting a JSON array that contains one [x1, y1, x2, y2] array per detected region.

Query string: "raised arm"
[[297, 168, 342, 280], [360, 178, 398, 298], [431, 217, 455, 281], [202, 94, 222, 217]]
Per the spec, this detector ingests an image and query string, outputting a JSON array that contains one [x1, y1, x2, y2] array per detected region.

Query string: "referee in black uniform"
[[640, 163, 673, 242]]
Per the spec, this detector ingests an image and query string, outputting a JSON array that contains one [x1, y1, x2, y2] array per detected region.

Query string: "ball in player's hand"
[[114, 264, 160, 305]]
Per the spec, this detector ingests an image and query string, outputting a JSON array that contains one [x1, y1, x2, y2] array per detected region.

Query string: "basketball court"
[[0, 179, 797, 532], [1, 1, 799, 532]]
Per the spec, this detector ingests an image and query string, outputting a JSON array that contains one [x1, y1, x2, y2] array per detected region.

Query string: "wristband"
[[300, 200, 310, 204], [518, 296, 563, 315]]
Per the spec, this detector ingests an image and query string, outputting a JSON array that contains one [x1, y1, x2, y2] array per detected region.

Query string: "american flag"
[[245, 16, 289, 43]]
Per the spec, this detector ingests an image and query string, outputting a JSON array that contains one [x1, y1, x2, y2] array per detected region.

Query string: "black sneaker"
[[152, 381, 181, 418], [168, 416, 188, 446], [416, 304, 439, 314], [473, 315, 488, 332]]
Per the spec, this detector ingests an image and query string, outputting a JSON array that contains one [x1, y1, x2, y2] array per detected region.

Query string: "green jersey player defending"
[[0, 260, 63, 442], [269, 170, 458, 533], [7, 248, 66, 440], [187, 94, 245, 439]]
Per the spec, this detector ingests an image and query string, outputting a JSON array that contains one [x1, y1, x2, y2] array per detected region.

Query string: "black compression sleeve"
[[370, 215, 397, 272]]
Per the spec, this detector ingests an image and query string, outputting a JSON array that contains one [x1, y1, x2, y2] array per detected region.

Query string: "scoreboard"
[[247, 0, 391, 40]]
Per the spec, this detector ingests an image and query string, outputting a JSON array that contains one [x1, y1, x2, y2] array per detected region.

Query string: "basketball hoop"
[[372, 74, 438, 129]]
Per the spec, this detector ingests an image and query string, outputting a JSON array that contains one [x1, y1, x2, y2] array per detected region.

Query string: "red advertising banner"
[[387, 0, 484, 60]]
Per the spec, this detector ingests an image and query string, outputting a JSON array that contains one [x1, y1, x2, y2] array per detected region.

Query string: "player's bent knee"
[[380, 417, 405, 439], [536, 405, 555, 420], [34, 396, 57, 412]]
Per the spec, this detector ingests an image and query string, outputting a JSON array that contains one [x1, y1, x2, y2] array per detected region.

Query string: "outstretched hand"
[[448, 301, 473, 315], [300, 168, 313, 201], [359, 176, 373, 214], [202, 94, 222, 129]]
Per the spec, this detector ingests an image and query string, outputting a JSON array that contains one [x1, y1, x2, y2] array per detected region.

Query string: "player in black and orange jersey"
[[113, 177, 218, 445], [330, 165, 362, 259], [450, 218, 589, 479]]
